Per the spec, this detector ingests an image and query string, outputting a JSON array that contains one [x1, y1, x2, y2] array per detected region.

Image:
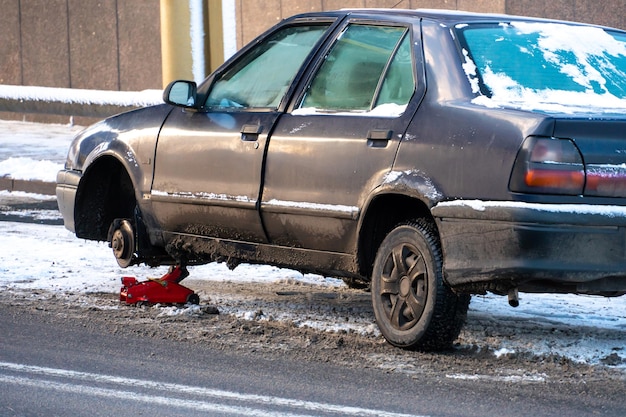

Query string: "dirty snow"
[[0, 120, 625, 370]]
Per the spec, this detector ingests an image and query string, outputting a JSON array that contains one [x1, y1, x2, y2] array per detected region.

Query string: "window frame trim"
[[195, 16, 344, 113], [289, 17, 420, 117]]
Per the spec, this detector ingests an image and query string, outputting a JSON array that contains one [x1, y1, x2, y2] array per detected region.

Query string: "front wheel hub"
[[110, 219, 135, 268]]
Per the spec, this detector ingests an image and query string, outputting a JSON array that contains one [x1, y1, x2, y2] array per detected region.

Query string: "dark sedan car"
[[56, 9, 626, 350]]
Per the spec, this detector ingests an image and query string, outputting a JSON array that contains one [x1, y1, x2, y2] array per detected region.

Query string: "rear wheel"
[[371, 219, 470, 350]]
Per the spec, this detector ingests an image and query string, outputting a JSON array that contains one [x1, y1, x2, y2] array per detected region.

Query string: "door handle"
[[367, 129, 392, 148], [241, 124, 263, 141]]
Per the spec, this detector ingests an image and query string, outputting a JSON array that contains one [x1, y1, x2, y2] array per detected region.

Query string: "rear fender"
[[355, 170, 443, 279], [372, 169, 443, 207]]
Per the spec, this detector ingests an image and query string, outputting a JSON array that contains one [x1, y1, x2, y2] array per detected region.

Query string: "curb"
[[0, 177, 56, 196]]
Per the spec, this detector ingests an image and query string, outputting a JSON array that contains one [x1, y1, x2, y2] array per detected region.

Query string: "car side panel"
[[394, 20, 553, 202], [150, 109, 278, 243], [261, 113, 404, 253]]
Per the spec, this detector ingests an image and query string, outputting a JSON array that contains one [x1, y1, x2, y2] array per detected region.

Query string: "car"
[[56, 8, 626, 350]]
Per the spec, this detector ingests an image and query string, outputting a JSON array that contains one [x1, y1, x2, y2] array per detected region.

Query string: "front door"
[[150, 23, 333, 243]]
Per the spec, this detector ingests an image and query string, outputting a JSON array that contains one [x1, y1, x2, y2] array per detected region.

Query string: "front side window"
[[458, 22, 626, 112], [299, 24, 415, 115], [206, 24, 331, 109]]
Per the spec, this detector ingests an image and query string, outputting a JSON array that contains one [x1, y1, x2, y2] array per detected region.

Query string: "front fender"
[[67, 104, 173, 196]]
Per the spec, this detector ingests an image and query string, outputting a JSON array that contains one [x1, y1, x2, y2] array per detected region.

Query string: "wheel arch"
[[357, 191, 437, 280], [74, 154, 139, 241]]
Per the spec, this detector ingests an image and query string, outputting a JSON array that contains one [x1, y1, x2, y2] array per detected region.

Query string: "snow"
[[436, 199, 626, 217], [292, 103, 407, 117], [460, 22, 626, 114], [222, 0, 238, 60], [0, 157, 61, 182], [0, 120, 625, 370], [265, 199, 357, 215], [461, 49, 480, 94], [152, 189, 254, 203], [189, 0, 206, 83], [0, 85, 162, 108]]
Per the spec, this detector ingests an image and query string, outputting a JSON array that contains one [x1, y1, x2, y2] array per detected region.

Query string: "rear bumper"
[[432, 200, 626, 295], [55, 169, 81, 233]]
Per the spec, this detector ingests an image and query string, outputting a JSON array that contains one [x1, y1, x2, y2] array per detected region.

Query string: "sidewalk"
[[0, 120, 81, 196]]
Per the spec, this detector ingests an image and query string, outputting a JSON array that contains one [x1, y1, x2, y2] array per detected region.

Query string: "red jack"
[[120, 265, 199, 306]]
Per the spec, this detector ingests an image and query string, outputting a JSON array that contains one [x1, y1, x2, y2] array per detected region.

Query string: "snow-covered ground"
[[0, 120, 624, 370]]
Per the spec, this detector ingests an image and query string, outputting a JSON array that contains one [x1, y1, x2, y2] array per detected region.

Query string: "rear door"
[[261, 18, 422, 253], [150, 22, 333, 243]]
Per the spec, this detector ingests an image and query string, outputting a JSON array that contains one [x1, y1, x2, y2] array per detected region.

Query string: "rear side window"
[[206, 24, 330, 109], [376, 33, 414, 107], [299, 24, 415, 115]]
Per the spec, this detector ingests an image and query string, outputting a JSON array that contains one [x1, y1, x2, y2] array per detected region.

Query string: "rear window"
[[457, 22, 626, 113]]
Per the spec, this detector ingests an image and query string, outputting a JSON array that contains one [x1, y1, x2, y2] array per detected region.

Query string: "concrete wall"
[[0, 0, 162, 91], [0, 0, 161, 122], [236, 0, 626, 48]]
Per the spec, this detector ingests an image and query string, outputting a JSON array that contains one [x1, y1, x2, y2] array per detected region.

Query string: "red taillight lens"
[[510, 137, 585, 195]]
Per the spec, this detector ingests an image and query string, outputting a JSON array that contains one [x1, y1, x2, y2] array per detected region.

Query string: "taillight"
[[585, 164, 626, 197], [510, 137, 585, 195]]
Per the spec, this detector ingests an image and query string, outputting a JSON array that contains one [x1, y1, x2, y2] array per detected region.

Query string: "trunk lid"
[[554, 116, 626, 197]]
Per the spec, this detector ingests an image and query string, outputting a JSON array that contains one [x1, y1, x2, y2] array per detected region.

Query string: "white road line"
[[0, 374, 308, 417], [0, 362, 426, 417]]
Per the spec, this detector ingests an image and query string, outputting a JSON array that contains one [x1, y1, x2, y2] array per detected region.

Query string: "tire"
[[187, 293, 200, 305], [371, 219, 470, 351]]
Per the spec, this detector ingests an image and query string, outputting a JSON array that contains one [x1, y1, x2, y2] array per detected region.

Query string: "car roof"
[[292, 8, 617, 30]]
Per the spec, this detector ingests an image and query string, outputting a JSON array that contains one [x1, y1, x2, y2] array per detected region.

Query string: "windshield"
[[457, 22, 626, 113]]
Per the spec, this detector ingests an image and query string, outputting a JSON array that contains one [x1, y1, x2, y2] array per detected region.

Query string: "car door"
[[261, 20, 421, 253], [150, 23, 333, 243]]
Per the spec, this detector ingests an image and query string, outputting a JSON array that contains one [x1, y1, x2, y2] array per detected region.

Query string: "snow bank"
[[0, 85, 162, 108], [0, 120, 80, 182], [0, 157, 61, 182]]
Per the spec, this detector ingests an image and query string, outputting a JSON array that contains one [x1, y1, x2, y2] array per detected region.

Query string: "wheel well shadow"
[[75, 157, 136, 241], [358, 194, 435, 279]]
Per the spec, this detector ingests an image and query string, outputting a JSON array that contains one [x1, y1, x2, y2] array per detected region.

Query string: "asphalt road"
[[1, 297, 625, 417]]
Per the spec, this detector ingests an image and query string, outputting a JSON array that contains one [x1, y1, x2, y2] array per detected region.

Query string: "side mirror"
[[163, 80, 198, 108]]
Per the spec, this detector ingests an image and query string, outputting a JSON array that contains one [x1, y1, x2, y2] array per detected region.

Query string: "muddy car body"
[[57, 9, 626, 350]]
